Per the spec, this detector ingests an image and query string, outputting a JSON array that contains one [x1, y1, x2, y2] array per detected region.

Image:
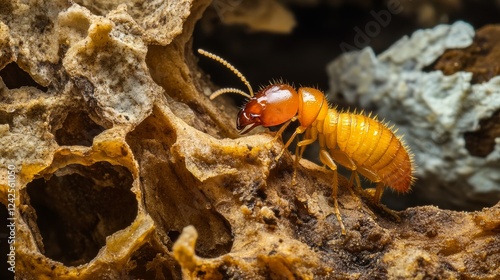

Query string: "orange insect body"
[[320, 110, 413, 193], [238, 84, 413, 194], [198, 49, 415, 235]]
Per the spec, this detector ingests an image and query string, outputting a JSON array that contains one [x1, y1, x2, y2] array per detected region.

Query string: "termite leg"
[[373, 182, 385, 205], [348, 171, 363, 194], [297, 129, 312, 159], [357, 167, 388, 205], [292, 145, 301, 185], [372, 183, 400, 221], [329, 150, 362, 207], [319, 149, 346, 235], [292, 130, 316, 184], [357, 171, 401, 221], [272, 117, 296, 142], [275, 124, 305, 161]]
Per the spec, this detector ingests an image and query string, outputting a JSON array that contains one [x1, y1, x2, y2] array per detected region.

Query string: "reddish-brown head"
[[237, 84, 299, 134]]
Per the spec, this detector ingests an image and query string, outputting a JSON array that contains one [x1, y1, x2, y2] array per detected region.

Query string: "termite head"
[[237, 84, 299, 134], [197, 49, 298, 134]]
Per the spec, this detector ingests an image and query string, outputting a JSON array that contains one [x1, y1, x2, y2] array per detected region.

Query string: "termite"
[[198, 49, 415, 235]]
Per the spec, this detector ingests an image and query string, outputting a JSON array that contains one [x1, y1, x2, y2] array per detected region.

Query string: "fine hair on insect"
[[198, 48, 415, 235]]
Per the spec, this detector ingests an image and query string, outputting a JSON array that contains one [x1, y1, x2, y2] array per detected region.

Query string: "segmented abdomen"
[[321, 110, 413, 192]]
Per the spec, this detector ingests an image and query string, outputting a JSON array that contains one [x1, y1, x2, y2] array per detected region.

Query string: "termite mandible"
[[198, 49, 415, 235]]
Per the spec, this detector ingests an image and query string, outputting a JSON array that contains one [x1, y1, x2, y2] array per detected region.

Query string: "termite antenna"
[[198, 49, 254, 99], [209, 87, 250, 100]]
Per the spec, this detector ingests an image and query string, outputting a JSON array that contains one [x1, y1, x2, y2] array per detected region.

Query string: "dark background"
[[194, 0, 498, 96]]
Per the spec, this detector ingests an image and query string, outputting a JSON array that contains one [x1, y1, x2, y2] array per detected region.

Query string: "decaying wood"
[[0, 1, 498, 279]]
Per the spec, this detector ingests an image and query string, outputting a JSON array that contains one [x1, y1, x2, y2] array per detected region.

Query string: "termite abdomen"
[[323, 111, 413, 194]]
